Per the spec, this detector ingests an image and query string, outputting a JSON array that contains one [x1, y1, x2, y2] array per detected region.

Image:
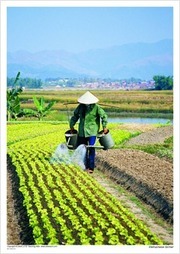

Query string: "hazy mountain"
[[7, 39, 173, 80]]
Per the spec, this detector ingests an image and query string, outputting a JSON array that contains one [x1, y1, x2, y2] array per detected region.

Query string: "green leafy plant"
[[7, 72, 23, 120], [24, 96, 56, 120], [8, 122, 164, 245]]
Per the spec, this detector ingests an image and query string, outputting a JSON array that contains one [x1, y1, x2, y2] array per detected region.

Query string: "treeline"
[[7, 77, 43, 89], [153, 75, 173, 90]]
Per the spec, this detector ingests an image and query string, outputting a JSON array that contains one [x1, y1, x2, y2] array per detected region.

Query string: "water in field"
[[108, 117, 173, 124], [50, 143, 87, 170]]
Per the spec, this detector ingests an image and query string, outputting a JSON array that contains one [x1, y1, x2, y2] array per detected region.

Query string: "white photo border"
[[1, 1, 179, 254]]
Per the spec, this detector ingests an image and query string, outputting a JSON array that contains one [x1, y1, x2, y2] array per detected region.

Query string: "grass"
[[19, 89, 173, 116], [123, 136, 173, 162], [16, 109, 173, 122]]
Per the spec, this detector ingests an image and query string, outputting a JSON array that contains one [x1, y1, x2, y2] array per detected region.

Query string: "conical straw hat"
[[77, 91, 99, 104]]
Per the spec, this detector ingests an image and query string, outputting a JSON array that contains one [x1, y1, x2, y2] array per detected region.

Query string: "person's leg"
[[87, 136, 96, 173], [77, 136, 88, 146]]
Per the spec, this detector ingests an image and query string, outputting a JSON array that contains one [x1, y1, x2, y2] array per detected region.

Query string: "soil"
[[96, 149, 173, 220], [92, 170, 173, 245], [7, 124, 173, 245], [7, 171, 22, 245], [125, 125, 173, 145], [94, 125, 173, 244]]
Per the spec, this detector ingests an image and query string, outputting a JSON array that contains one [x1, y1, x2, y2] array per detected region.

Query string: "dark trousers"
[[77, 136, 96, 170]]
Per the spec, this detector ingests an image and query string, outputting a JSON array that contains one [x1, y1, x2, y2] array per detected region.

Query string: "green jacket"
[[70, 104, 108, 137]]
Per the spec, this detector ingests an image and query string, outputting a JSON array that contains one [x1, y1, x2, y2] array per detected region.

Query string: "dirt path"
[[125, 125, 173, 145], [92, 169, 173, 245], [7, 171, 21, 245]]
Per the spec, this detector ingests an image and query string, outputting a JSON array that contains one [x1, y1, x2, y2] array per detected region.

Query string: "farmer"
[[70, 91, 108, 173]]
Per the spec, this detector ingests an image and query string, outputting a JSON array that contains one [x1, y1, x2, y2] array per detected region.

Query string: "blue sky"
[[7, 7, 173, 53]]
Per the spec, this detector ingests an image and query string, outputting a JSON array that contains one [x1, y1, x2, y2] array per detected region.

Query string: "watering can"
[[97, 130, 114, 150], [65, 129, 114, 150], [65, 129, 78, 149]]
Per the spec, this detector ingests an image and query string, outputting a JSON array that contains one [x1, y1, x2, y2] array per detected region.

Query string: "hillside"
[[7, 39, 173, 80]]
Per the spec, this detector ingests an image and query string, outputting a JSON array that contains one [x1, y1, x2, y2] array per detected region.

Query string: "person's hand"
[[70, 127, 74, 133], [103, 128, 108, 134]]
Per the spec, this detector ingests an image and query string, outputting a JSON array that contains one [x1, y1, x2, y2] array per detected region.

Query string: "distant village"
[[45, 79, 156, 90], [8, 74, 172, 90]]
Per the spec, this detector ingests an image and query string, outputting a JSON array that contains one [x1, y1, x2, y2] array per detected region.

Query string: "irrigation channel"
[[108, 117, 172, 124]]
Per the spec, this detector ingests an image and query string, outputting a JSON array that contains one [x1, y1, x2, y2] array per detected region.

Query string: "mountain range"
[[7, 39, 173, 80]]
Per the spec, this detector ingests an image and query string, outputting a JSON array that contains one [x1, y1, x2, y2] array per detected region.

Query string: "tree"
[[24, 96, 56, 121], [7, 72, 55, 121], [7, 72, 23, 120], [7, 77, 43, 89], [153, 75, 173, 90]]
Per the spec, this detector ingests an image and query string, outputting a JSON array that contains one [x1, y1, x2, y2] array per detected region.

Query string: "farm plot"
[[7, 123, 163, 245]]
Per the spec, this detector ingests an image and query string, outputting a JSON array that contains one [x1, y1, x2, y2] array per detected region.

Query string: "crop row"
[[7, 122, 140, 148], [7, 122, 67, 145], [7, 123, 163, 245]]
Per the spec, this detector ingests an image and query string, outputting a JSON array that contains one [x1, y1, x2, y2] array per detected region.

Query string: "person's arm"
[[97, 105, 108, 133], [69, 105, 80, 130]]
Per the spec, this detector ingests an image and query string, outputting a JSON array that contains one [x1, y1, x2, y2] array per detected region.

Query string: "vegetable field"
[[7, 122, 164, 245]]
